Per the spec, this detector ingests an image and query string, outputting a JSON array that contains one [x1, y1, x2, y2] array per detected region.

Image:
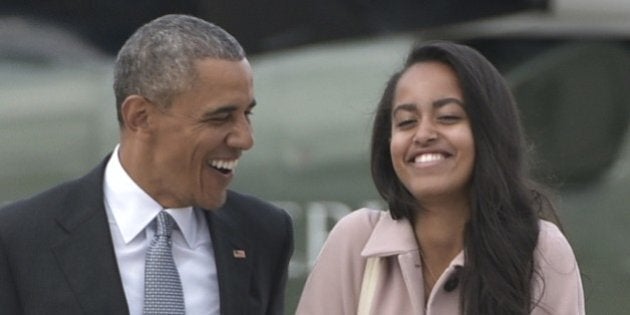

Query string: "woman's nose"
[[413, 120, 438, 145]]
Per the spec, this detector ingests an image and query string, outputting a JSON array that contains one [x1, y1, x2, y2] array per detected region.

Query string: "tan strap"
[[357, 210, 388, 315], [357, 256, 381, 315]]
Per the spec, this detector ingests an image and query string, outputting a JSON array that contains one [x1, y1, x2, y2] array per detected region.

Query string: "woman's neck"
[[413, 198, 469, 300], [415, 210, 467, 267], [415, 196, 469, 249]]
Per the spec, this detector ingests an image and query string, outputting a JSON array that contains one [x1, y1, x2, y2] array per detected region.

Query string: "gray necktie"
[[143, 211, 185, 315]]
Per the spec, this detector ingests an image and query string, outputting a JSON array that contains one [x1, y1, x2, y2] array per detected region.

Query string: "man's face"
[[146, 58, 255, 210]]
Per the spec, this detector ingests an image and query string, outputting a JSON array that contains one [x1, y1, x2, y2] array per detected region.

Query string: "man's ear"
[[120, 95, 151, 132]]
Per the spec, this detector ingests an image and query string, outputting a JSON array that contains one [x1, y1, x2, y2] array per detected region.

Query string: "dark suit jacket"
[[0, 157, 294, 315]]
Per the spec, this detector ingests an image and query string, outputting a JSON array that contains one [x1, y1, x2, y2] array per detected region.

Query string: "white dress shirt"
[[103, 145, 220, 315]]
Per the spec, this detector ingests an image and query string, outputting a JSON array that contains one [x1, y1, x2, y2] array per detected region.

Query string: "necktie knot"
[[155, 211, 175, 237]]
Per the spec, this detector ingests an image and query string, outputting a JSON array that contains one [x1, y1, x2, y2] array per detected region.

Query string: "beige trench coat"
[[296, 208, 585, 315]]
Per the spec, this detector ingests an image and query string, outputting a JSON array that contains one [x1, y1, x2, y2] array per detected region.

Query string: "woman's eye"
[[396, 119, 416, 128], [438, 115, 461, 123]]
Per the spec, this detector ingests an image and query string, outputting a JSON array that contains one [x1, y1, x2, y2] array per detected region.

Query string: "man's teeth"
[[209, 159, 238, 171], [414, 153, 444, 163]]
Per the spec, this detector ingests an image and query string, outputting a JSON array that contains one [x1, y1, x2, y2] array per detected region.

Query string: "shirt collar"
[[104, 145, 199, 248], [164, 207, 200, 249]]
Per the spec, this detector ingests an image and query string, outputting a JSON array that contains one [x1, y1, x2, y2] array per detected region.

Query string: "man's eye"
[[205, 114, 231, 123]]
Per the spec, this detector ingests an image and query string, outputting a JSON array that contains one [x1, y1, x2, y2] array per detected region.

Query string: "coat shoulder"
[[214, 190, 293, 244], [223, 190, 287, 217], [325, 208, 383, 249], [0, 178, 82, 232], [535, 220, 579, 272], [219, 190, 292, 228], [0, 161, 105, 241], [531, 222, 585, 313]]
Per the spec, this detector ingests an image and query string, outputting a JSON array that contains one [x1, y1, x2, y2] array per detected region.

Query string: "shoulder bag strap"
[[357, 256, 381, 315], [357, 211, 388, 315]]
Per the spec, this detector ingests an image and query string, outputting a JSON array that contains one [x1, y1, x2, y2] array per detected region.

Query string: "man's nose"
[[227, 116, 254, 150]]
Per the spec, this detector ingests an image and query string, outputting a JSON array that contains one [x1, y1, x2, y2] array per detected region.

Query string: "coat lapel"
[[205, 207, 252, 315], [361, 211, 425, 314], [52, 160, 129, 314]]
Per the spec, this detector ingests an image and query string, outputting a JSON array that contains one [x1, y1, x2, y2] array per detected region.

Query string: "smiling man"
[[0, 14, 293, 315]]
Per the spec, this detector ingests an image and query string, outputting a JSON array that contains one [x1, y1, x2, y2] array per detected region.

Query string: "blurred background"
[[1, 0, 629, 313]]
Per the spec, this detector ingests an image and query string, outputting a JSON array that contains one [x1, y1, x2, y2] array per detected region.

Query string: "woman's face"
[[389, 61, 475, 204]]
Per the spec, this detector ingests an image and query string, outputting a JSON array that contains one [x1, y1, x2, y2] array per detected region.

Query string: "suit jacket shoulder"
[[0, 163, 104, 230], [0, 158, 129, 315], [215, 190, 293, 242]]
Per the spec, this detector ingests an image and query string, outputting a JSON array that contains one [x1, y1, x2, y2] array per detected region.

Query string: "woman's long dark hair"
[[370, 41, 552, 314]]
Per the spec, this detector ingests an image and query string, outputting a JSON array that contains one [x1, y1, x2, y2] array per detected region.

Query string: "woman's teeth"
[[414, 153, 444, 163]]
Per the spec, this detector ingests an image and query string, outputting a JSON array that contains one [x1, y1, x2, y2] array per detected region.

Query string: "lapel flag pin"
[[233, 249, 246, 259]]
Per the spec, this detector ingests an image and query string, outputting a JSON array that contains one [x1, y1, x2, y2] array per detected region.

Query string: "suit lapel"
[[205, 207, 252, 315], [52, 160, 129, 314]]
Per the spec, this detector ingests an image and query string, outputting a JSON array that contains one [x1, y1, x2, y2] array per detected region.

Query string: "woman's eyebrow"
[[392, 97, 463, 115], [433, 97, 464, 108], [392, 103, 417, 116]]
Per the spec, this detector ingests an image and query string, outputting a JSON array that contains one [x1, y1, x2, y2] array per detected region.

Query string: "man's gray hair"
[[113, 14, 245, 125]]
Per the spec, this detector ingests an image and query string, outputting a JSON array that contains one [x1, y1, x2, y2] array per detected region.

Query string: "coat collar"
[[360, 210, 419, 257], [358, 209, 465, 314], [360, 210, 465, 266]]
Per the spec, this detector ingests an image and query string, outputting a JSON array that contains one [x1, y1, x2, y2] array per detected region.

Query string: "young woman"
[[296, 41, 584, 314]]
